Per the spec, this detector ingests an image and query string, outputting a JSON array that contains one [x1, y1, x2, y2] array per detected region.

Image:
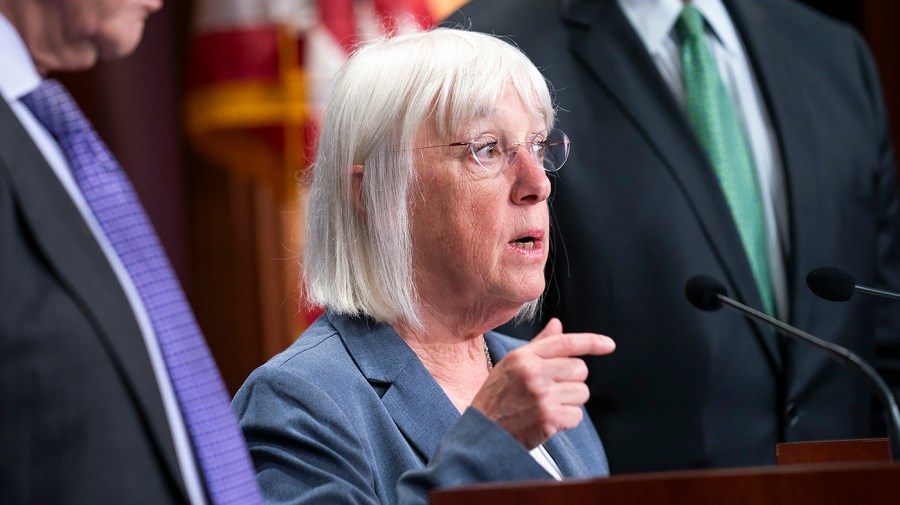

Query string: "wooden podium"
[[431, 440, 897, 505]]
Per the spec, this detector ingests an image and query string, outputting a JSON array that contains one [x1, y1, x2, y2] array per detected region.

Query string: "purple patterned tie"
[[21, 80, 262, 505]]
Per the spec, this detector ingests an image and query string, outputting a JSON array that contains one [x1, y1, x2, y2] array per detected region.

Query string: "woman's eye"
[[473, 140, 500, 160]]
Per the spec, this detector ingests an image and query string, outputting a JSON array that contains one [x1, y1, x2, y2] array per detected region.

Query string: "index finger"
[[532, 317, 563, 342], [528, 332, 616, 359]]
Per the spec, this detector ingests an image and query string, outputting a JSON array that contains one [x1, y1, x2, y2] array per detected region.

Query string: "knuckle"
[[525, 376, 551, 400], [540, 404, 572, 431], [503, 348, 525, 365], [518, 359, 544, 384], [565, 407, 584, 429], [555, 407, 581, 430], [536, 401, 556, 423], [557, 333, 576, 352], [571, 358, 588, 380], [576, 383, 591, 403], [574, 405, 585, 422], [541, 420, 558, 439], [507, 349, 537, 372]]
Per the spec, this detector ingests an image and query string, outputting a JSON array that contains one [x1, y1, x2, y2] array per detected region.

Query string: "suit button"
[[784, 402, 799, 427]]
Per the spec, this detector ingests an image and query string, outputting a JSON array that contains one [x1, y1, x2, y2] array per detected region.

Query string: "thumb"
[[533, 317, 563, 341]]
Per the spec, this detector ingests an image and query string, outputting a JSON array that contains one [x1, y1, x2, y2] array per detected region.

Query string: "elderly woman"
[[233, 28, 615, 504]]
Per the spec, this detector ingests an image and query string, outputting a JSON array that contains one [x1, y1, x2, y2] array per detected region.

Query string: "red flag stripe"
[[189, 27, 282, 86], [374, 0, 434, 33], [319, 0, 358, 55]]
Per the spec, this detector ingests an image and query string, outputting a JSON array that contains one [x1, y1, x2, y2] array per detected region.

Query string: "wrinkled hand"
[[471, 318, 615, 450]]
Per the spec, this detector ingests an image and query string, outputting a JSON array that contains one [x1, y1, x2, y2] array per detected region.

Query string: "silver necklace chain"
[[483, 338, 493, 370]]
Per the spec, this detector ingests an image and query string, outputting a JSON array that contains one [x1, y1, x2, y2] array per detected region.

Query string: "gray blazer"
[[233, 311, 609, 504]]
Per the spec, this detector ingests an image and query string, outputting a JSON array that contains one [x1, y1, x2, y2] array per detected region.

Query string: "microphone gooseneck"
[[685, 274, 900, 460]]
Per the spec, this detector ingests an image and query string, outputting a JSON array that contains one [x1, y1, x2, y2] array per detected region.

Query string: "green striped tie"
[[676, 6, 775, 315]]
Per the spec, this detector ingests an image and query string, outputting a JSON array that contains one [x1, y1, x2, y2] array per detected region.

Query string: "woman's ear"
[[350, 164, 366, 219]]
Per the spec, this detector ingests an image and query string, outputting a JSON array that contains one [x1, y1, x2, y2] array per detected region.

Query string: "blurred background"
[[54, 0, 900, 394]]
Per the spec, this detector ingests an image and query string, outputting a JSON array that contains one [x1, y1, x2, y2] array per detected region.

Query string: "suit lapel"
[[562, 0, 780, 365], [725, 0, 821, 332], [0, 99, 187, 499], [333, 314, 461, 460]]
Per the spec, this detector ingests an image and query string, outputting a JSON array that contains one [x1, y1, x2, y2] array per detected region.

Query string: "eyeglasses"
[[416, 128, 570, 173]]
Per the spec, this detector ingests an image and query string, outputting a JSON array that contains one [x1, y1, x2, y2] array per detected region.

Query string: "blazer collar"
[[332, 313, 590, 475], [329, 312, 462, 459]]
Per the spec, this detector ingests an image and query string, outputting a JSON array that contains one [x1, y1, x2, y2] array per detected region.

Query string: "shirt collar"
[[694, 0, 743, 56], [0, 13, 43, 102], [617, 0, 743, 57]]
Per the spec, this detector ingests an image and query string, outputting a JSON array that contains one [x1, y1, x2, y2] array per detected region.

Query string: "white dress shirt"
[[618, 0, 790, 317], [530, 444, 563, 480], [0, 14, 207, 505]]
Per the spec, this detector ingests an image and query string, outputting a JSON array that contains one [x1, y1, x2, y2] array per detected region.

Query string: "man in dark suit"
[[0, 1, 260, 503], [448, 0, 900, 473]]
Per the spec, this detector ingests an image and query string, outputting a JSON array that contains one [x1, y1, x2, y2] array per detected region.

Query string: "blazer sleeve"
[[397, 408, 554, 502], [234, 366, 552, 505], [854, 30, 900, 400], [234, 367, 379, 504]]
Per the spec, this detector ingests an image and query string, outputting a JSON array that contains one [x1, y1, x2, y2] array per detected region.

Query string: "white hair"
[[303, 27, 555, 326]]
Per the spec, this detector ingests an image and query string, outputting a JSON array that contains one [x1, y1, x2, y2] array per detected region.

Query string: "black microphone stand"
[[715, 293, 900, 461], [855, 285, 900, 301]]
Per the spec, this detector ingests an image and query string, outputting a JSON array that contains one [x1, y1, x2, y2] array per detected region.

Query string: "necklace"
[[484, 338, 493, 370]]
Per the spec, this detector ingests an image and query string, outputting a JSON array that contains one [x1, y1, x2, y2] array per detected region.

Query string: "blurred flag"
[[186, 0, 467, 350]]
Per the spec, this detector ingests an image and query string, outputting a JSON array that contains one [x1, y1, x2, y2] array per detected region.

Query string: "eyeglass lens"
[[469, 129, 570, 172]]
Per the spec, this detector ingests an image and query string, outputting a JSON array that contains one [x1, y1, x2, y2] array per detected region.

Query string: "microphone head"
[[685, 275, 727, 311], [806, 266, 856, 302]]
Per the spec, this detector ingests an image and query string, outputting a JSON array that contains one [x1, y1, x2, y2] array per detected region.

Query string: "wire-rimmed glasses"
[[417, 128, 570, 173]]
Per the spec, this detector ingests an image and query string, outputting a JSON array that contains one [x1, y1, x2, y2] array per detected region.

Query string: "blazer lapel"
[[561, 0, 780, 366], [338, 321, 604, 476], [484, 333, 595, 477], [333, 315, 462, 460], [0, 99, 187, 500]]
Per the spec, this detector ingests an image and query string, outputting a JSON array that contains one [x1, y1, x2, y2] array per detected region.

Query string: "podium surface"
[[431, 461, 900, 505]]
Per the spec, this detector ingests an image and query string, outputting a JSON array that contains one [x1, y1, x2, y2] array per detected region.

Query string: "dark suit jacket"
[[233, 311, 609, 505], [448, 0, 900, 473], [0, 97, 189, 502]]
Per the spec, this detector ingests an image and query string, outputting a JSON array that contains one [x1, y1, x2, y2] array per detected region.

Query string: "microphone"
[[807, 266, 900, 302], [685, 274, 900, 460]]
